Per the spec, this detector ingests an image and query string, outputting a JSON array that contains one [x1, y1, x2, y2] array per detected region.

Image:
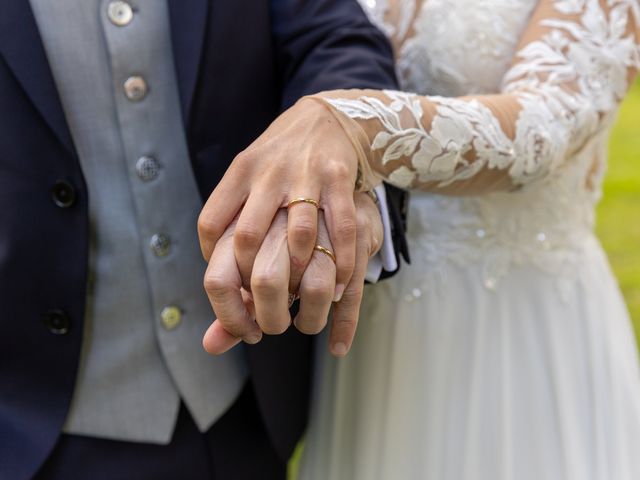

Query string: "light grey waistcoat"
[[29, 0, 248, 444]]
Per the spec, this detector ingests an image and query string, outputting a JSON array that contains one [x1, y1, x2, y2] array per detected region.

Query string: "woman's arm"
[[310, 0, 640, 195]]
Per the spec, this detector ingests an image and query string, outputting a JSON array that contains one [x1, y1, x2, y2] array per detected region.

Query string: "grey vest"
[[29, 0, 247, 443]]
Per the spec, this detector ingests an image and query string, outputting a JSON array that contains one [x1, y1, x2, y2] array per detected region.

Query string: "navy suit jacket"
[[0, 1, 407, 478]]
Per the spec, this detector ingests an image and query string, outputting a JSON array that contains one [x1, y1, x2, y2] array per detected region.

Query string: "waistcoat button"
[[124, 76, 148, 102], [136, 156, 160, 181], [108, 1, 134, 27], [160, 306, 182, 331], [150, 233, 171, 257]]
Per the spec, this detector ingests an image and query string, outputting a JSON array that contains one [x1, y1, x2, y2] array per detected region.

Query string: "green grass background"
[[597, 78, 640, 340], [289, 80, 640, 478]]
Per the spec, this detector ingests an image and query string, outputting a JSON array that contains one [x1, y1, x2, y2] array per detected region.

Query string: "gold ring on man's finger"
[[313, 245, 336, 264]]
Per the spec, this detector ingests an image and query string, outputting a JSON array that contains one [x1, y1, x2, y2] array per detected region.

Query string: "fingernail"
[[244, 333, 262, 345], [334, 284, 346, 302], [332, 342, 348, 357]]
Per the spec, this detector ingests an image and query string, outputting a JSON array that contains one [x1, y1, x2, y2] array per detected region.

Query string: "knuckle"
[[203, 274, 234, 299], [230, 150, 258, 179], [356, 212, 372, 233], [251, 272, 280, 296], [234, 149, 255, 167], [197, 215, 222, 241], [336, 217, 357, 240], [327, 160, 351, 181], [234, 225, 262, 251], [302, 278, 334, 301], [291, 219, 317, 247]]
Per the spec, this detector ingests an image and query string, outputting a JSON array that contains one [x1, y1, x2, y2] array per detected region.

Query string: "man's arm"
[[270, 0, 397, 108]]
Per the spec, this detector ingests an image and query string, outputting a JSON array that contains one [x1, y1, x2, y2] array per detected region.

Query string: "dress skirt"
[[299, 229, 640, 480]]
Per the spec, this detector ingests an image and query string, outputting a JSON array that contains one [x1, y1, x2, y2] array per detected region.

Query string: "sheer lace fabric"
[[318, 0, 639, 194]]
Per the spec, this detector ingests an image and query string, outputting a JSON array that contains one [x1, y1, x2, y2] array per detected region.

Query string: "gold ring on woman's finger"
[[287, 197, 320, 209]]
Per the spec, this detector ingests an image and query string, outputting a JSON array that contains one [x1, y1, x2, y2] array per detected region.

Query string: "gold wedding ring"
[[314, 245, 336, 264], [287, 197, 320, 209]]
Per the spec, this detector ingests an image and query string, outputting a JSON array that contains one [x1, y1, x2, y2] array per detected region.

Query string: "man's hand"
[[198, 98, 360, 303], [202, 193, 383, 357]]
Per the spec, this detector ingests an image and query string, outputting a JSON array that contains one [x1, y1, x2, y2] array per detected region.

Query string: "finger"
[[241, 288, 256, 320], [329, 195, 383, 355], [287, 194, 320, 293], [234, 187, 284, 289], [354, 192, 384, 257], [251, 210, 292, 335], [322, 184, 357, 302], [203, 226, 262, 346], [203, 320, 242, 355], [328, 192, 382, 357], [202, 270, 261, 358], [328, 239, 368, 357], [198, 156, 253, 261], [294, 212, 336, 335]]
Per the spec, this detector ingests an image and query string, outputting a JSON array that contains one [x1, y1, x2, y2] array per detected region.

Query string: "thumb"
[[203, 320, 242, 355]]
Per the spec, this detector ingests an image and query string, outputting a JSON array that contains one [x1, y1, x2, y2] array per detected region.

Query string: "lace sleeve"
[[310, 0, 640, 194]]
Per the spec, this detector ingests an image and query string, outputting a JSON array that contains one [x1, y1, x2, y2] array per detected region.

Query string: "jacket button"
[[44, 309, 71, 335], [52, 181, 76, 208]]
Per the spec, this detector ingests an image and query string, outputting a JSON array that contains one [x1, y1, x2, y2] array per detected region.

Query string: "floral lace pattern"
[[328, 0, 639, 191], [326, 0, 640, 290]]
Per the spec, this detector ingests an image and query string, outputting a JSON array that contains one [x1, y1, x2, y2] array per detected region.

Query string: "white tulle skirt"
[[299, 235, 640, 479]]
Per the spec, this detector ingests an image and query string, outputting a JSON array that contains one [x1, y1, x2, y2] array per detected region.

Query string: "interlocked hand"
[[201, 192, 382, 357]]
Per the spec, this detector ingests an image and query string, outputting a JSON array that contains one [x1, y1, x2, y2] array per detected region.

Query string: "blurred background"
[[597, 78, 640, 344]]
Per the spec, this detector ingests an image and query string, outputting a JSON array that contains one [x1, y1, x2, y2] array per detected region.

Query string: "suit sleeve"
[[270, 0, 398, 108]]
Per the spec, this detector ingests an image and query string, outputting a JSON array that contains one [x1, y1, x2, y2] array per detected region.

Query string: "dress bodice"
[[365, 0, 538, 97], [355, 0, 635, 290]]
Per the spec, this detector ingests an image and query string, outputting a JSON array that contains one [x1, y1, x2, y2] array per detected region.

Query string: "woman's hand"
[[198, 98, 362, 305]]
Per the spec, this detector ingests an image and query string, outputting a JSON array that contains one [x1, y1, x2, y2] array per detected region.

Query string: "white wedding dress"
[[299, 1, 640, 479]]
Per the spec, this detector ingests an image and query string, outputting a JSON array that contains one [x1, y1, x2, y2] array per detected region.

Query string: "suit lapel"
[[168, 0, 210, 125], [0, 1, 75, 157]]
